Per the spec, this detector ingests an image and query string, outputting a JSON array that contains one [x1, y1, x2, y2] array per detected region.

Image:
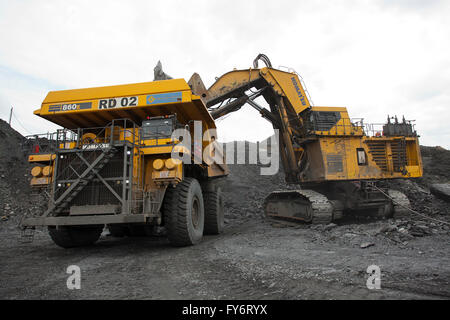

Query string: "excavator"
[[188, 54, 423, 223]]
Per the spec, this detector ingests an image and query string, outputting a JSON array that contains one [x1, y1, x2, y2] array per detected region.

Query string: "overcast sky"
[[0, 0, 449, 148]]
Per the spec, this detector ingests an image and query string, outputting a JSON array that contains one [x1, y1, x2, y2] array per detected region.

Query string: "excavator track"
[[264, 189, 335, 224], [387, 189, 411, 218]]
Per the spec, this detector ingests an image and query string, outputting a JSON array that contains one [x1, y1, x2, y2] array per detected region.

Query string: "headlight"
[[153, 159, 164, 171], [165, 158, 181, 170], [31, 166, 42, 177], [42, 166, 53, 177]]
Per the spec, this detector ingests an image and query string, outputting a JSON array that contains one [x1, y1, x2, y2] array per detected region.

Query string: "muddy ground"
[[0, 120, 449, 299]]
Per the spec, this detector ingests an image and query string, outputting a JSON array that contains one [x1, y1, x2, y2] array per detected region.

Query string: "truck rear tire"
[[204, 187, 224, 235], [163, 177, 204, 246], [48, 225, 103, 248]]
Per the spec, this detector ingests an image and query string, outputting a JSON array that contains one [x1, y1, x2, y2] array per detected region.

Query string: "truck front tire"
[[48, 225, 103, 248], [163, 177, 204, 246], [204, 187, 224, 235]]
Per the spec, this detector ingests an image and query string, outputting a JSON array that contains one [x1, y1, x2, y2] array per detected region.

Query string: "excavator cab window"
[[311, 111, 341, 131], [304, 111, 341, 132]]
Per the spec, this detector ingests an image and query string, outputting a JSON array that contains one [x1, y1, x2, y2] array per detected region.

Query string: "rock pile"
[[0, 119, 34, 225]]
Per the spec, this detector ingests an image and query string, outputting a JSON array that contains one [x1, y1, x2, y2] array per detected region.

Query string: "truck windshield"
[[142, 118, 173, 139]]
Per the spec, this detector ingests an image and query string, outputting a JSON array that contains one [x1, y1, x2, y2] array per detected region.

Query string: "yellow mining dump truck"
[[21, 79, 228, 248]]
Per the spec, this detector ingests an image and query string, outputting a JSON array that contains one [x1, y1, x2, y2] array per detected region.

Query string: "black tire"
[[48, 225, 103, 248], [204, 187, 224, 235], [163, 177, 204, 246]]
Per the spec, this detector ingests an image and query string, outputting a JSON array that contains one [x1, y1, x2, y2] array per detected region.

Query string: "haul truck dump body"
[[22, 78, 228, 248], [35, 79, 215, 130]]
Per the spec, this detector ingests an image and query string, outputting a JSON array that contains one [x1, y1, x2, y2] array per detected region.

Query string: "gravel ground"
[[0, 217, 448, 299]]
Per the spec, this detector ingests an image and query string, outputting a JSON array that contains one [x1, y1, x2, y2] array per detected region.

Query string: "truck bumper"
[[21, 214, 153, 227]]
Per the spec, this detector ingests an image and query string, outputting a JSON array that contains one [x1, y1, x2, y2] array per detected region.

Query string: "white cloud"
[[0, 0, 449, 147]]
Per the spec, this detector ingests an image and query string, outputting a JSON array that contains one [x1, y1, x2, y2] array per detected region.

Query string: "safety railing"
[[305, 116, 417, 138], [23, 132, 59, 155], [50, 118, 139, 151], [364, 123, 386, 137], [305, 116, 365, 136], [278, 66, 315, 106]]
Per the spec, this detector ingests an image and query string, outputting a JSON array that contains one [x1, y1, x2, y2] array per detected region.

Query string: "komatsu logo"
[[291, 77, 307, 106]]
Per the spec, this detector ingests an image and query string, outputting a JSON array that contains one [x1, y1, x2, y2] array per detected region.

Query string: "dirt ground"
[[0, 121, 449, 299], [0, 215, 449, 299]]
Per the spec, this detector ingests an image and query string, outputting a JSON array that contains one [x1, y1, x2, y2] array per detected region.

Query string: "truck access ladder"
[[44, 146, 118, 217]]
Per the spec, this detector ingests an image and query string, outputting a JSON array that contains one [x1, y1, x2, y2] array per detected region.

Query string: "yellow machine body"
[[22, 78, 227, 231], [199, 54, 423, 223], [28, 78, 227, 189], [204, 67, 422, 184], [36, 79, 215, 130]]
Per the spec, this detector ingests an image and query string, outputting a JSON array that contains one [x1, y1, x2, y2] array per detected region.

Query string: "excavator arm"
[[188, 54, 422, 224], [189, 54, 311, 183]]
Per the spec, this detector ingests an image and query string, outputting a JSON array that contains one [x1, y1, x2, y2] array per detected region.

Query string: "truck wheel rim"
[[191, 197, 200, 229]]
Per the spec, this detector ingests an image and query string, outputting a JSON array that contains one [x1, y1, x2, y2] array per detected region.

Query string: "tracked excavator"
[[189, 54, 423, 223]]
